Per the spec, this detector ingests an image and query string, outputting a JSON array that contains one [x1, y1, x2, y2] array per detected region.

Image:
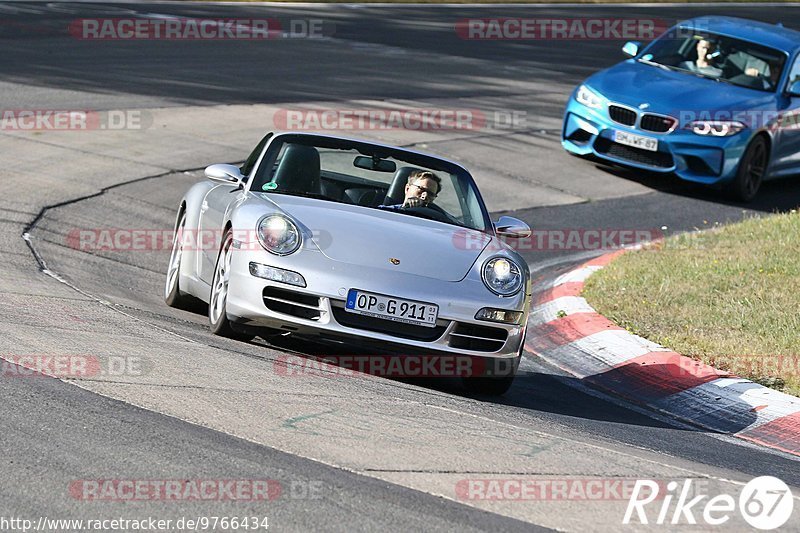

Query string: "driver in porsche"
[[386, 170, 442, 209]]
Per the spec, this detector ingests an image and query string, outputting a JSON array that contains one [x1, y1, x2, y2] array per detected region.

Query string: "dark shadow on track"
[[581, 160, 800, 214], [243, 332, 683, 431]]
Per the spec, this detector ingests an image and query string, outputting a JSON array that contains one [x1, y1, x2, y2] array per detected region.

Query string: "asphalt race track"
[[1, 2, 800, 531]]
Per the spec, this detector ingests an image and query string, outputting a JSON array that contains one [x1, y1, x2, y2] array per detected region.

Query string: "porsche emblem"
[[389, 258, 401, 265]]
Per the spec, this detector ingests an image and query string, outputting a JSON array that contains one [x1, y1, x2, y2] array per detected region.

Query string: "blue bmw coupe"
[[562, 16, 800, 201]]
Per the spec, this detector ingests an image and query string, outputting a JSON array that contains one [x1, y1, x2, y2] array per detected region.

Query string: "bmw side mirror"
[[788, 80, 800, 97], [622, 41, 641, 58], [494, 216, 531, 239], [205, 164, 244, 185]]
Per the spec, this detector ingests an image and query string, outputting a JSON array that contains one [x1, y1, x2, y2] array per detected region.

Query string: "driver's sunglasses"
[[411, 182, 438, 197]]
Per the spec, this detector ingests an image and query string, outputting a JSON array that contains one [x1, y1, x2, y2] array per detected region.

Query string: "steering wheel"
[[401, 205, 455, 224]]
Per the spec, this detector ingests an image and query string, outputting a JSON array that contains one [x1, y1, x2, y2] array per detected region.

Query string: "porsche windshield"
[[640, 30, 786, 92], [251, 135, 490, 231]]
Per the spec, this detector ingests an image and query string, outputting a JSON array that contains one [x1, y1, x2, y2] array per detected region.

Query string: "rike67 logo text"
[[624, 477, 793, 530]]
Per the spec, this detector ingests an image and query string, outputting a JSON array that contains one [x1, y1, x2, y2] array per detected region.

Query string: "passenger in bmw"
[[381, 170, 442, 209]]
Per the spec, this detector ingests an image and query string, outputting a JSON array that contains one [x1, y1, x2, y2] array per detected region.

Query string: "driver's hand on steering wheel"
[[402, 197, 425, 208]]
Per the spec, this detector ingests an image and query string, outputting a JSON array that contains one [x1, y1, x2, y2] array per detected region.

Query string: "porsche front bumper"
[[224, 246, 529, 361]]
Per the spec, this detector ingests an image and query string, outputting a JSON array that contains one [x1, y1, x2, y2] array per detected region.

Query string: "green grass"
[[583, 210, 800, 397]]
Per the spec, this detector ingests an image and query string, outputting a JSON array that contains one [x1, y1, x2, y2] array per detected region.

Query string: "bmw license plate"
[[345, 289, 438, 328], [614, 130, 658, 152]]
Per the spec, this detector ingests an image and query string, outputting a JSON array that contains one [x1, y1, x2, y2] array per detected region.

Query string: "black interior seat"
[[320, 179, 343, 201], [272, 144, 321, 194]]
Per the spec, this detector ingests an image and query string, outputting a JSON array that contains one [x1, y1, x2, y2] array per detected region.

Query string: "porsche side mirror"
[[205, 164, 244, 185], [494, 216, 531, 239], [622, 41, 641, 58], [788, 80, 800, 97]]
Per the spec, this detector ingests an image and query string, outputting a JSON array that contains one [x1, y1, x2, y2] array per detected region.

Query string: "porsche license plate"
[[345, 290, 438, 328], [614, 130, 658, 152]]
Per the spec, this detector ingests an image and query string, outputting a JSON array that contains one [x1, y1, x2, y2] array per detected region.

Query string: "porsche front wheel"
[[209, 229, 252, 340], [165, 212, 191, 309], [461, 375, 516, 396], [461, 355, 520, 396]]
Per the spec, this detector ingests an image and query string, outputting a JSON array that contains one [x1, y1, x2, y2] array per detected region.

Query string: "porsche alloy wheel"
[[164, 212, 190, 309], [208, 228, 251, 340]]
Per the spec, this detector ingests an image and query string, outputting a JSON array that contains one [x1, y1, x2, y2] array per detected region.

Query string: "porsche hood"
[[258, 194, 493, 282]]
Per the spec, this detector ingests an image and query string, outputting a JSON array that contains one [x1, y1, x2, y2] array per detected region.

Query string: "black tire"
[[164, 212, 192, 309], [208, 229, 253, 340], [461, 355, 520, 396], [731, 136, 768, 202], [461, 375, 516, 396]]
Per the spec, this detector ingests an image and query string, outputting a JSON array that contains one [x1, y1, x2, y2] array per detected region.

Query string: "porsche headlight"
[[257, 215, 301, 256], [576, 84, 602, 109], [687, 120, 746, 137], [482, 257, 523, 296]]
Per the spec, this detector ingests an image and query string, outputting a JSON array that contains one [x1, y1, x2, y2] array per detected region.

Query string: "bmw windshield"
[[638, 30, 787, 92]]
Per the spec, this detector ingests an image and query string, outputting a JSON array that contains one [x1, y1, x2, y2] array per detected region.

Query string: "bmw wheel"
[[731, 136, 768, 202]]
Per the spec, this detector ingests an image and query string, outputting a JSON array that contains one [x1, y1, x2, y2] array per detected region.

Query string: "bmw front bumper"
[[562, 98, 753, 185]]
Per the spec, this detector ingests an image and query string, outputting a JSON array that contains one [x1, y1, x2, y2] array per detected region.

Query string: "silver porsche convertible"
[[165, 132, 532, 394]]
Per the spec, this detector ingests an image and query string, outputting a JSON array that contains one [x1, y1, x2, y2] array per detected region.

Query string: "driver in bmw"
[[384, 170, 442, 209]]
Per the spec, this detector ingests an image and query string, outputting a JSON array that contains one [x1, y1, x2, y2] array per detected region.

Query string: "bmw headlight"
[[687, 120, 746, 137], [576, 84, 602, 109], [482, 257, 523, 296], [257, 214, 301, 256]]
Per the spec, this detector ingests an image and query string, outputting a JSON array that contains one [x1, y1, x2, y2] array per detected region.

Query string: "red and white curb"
[[524, 250, 800, 457]]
